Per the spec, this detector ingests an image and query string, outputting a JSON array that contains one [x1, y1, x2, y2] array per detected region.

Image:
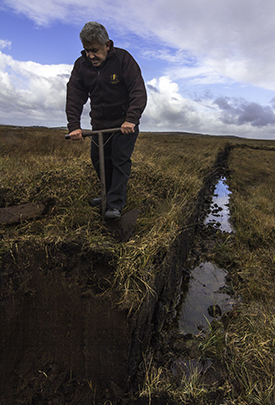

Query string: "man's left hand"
[[121, 121, 135, 134]]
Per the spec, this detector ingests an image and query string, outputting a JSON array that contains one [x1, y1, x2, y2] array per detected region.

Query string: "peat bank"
[[1, 128, 275, 404]]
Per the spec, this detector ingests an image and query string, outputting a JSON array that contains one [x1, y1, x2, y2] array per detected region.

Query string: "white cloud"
[[1, 0, 275, 138], [144, 76, 197, 128], [0, 39, 12, 50], [2, 0, 116, 25], [143, 76, 275, 139], [3, 0, 275, 90], [0, 49, 274, 139], [0, 51, 72, 126], [143, 76, 219, 133]]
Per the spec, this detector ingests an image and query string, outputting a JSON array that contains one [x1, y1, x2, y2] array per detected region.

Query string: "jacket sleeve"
[[122, 52, 147, 125], [66, 61, 89, 133]]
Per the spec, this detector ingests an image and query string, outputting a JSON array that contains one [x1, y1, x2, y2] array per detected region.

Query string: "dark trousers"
[[91, 126, 139, 212]]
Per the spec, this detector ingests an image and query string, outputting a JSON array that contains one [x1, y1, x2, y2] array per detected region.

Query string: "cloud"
[[214, 97, 275, 127], [3, 0, 275, 89], [1, 0, 115, 26], [0, 49, 274, 139], [1, 0, 275, 139], [0, 51, 72, 126], [143, 77, 275, 138], [270, 97, 275, 109], [144, 76, 198, 129], [0, 39, 12, 50], [144, 76, 223, 133]]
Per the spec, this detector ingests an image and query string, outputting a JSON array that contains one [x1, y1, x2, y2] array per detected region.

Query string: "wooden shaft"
[[65, 127, 122, 219], [98, 132, 106, 219]]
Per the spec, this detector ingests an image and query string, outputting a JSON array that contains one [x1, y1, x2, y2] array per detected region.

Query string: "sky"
[[1, 0, 275, 139]]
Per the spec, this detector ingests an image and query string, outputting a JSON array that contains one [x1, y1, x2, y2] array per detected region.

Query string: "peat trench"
[[0, 144, 237, 404]]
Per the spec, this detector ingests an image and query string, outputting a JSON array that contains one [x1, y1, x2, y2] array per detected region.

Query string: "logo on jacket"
[[110, 74, 120, 84]]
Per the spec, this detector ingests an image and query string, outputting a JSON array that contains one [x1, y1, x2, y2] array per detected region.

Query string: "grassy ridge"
[[138, 139, 275, 405], [220, 145, 275, 404], [1, 126, 275, 404]]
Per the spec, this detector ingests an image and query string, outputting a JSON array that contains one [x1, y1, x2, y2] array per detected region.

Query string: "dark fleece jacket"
[[66, 40, 147, 132]]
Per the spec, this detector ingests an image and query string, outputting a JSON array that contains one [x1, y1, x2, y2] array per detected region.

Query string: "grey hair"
[[80, 22, 109, 45]]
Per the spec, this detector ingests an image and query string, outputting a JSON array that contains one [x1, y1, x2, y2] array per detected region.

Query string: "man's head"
[[80, 22, 110, 67]]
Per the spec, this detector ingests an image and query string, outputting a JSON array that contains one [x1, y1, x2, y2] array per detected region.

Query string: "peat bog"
[[0, 126, 275, 404]]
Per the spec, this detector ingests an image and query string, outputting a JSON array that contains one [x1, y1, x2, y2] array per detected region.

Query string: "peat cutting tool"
[[65, 128, 139, 242]]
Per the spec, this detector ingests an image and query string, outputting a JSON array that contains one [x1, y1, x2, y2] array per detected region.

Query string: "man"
[[66, 21, 147, 220]]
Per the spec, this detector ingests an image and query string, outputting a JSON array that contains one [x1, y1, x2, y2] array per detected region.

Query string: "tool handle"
[[65, 127, 121, 139], [98, 132, 106, 219]]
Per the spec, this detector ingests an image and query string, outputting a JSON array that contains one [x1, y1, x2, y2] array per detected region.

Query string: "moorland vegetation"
[[0, 126, 275, 404]]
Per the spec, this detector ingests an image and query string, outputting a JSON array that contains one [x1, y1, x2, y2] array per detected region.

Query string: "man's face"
[[82, 40, 110, 67]]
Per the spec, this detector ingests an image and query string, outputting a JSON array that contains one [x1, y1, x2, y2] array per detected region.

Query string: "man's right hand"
[[69, 129, 83, 140]]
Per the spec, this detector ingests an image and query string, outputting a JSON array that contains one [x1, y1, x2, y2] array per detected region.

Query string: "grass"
[[0, 127, 225, 304], [1, 126, 275, 404], [114, 133, 227, 307], [139, 350, 208, 404], [185, 140, 275, 404], [217, 143, 275, 404]]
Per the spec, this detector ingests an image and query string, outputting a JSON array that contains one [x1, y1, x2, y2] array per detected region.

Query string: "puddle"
[[204, 176, 232, 233], [179, 262, 234, 335], [179, 177, 236, 335]]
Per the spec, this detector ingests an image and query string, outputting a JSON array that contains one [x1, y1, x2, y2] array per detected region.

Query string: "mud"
[[0, 202, 46, 224], [0, 243, 130, 404], [0, 221, 190, 404]]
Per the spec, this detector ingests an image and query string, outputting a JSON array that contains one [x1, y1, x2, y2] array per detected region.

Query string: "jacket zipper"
[[97, 69, 107, 127]]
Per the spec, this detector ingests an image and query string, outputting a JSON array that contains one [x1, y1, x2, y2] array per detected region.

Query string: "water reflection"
[[204, 177, 232, 233], [179, 262, 234, 335], [179, 176, 236, 335]]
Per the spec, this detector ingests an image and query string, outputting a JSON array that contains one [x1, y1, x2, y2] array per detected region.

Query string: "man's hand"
[[69, 129, 83, 140], [121, 121, 135, 134]]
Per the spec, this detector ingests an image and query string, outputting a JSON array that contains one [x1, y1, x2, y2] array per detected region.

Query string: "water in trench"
[[179, 177, 235, 335], [204, 176, 232, 233], [179, 262, 234, 335]]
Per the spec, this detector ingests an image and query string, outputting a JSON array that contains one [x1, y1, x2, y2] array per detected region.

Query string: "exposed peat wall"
[[0, 144, 233, 404], [0, 242, 132, 403]]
